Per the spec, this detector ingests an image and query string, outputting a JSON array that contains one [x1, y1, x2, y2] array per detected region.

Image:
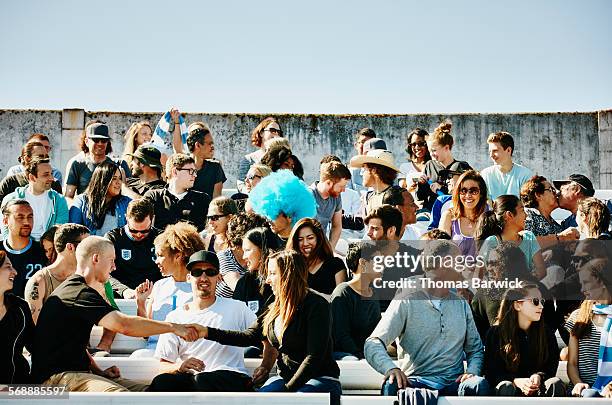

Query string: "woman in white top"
[[398, 128, 431, 196]]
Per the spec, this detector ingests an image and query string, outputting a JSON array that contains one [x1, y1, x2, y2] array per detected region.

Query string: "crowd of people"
[[2, 110, 612, 404]]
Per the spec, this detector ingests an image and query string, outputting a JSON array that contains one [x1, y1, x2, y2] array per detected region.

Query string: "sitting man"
[[148, 250, 257, 392], [364, 240, 489, 397]]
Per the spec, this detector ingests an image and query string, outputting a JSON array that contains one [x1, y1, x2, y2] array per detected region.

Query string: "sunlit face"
[[512, 202, 527, 231], [42, 239, 56, 263], [427, 141, 450, 163], [397, 191, 418, 225], [0, 257, 17, 294], [536, 181, 558, 211], [265, 258, 280, 296], [488, 142, 512, 165], [106, 169, 122, 198], [355, 135, 370, 155], [242, 238, 262, 272], [31, 162, 54, 192], [458, 179, 481, 210], [367, 218, 390, 241], [207, 205, 230, 235], [328, 179, 349, 198], [513, 288, 543, 323], [558, 182, 581, 209], [4, 204, 33, 238], [297, 226, 318, 258], [136, 126, 152, 146], [95, 246, 116, 283], [408, 134, 428, 159], [187, 262, 219, 299], [155, 247, 180, 277], [245, 168, 263, 193], [127, 216, 152, 242], [262, 123, 282, 144], [87, 137, 109, 156], [173, 163, 197, 190], [197, 133, 215, 160], [361, 165, 374, 187]]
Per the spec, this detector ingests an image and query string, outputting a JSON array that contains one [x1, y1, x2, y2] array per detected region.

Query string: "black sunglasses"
[[190, 268, 220, 277], [207, 214, 227, 221], [89, 138, 109, 144], [519, 297, 545, 306], [128, 227, 152, 235], [571, 254, 594, 267]]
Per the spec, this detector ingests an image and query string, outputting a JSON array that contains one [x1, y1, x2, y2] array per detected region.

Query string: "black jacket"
[[0, 293, 35, 384], [143, 186, 211, 231]]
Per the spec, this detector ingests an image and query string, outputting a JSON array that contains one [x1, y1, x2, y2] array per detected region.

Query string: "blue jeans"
[[259, 375, 342, 405], [382, 376, 490, 396]]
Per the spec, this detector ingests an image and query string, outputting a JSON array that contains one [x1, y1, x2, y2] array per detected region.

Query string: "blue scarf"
[[151, 111, 189, 155]]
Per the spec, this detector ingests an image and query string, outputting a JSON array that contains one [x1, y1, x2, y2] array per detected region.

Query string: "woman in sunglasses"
[[476, 195, 547, 280], [398, 128, 431, 195], [237, 117, 283, 192], [130, 222, 206, 358], [440, 170, 488, 259], [69, 161, 131, 236], [202, 197, 238, 254], [484, 283, 565, 396], [191, 250, 342, 405]]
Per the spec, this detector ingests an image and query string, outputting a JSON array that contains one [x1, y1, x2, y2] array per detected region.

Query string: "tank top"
[[451, 219, 477, 258], [39, 268, 65, 303]]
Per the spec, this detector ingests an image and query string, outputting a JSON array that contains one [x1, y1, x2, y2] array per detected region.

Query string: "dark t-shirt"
[[66, 154, 131, 195], [192, 160, 226, 198], [308, 257, 347, 295], [31, 274, 115, 383], [105, 226, 162, 292], [125, 177, 166, 196], [0, 239, 48, 298], [143, 187, 211, 232], [232, 272, 274, 316]]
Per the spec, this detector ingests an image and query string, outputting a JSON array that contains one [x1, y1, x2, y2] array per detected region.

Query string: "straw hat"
[[349, 149, 400, 172]]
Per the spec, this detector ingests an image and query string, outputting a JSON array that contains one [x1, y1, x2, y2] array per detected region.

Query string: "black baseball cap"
[[86, 123, 111, 139], [127, 145, 163, 169], [553, 174, 595, 197], [186, 250, 220, 272]]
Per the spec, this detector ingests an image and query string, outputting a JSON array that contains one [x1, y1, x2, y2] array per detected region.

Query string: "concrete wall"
[[1, 109, 609, 188]]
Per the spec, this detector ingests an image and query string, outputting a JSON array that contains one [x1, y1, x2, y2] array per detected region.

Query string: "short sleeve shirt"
[[66, 154, 131, 195], [192, 160, 227, 198], [481, 163, 533, 200], [309, 182, 342, 232]]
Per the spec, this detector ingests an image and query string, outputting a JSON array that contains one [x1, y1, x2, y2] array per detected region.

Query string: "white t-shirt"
[[147, 277, 193, 348], [155, 296, 257, 376], [401, 224, 423, 241], [24, 190, 52, 240], [341, 188, 361, 216]]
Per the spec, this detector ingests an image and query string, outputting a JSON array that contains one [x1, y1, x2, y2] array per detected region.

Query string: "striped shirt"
[[565, 309, 602, 386], [215, 249, 247, 298]]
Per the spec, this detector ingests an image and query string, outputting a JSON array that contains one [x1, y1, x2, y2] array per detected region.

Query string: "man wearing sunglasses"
[[554, 174, 601, 231], [64, 122, 131, 200], [105, 199, 162, 299], [148, 250, 257, 392]]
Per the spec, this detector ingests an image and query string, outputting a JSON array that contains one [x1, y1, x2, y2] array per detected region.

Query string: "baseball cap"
[[186, 250, 220, 272], [553, 174, 595, 197], [86, 123, 111, 140], [127, 145, 163, 169]]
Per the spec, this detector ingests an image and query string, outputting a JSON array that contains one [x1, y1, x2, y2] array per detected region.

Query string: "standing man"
[[24, 223, 90, 323], [0, 200, 47, 297], [348, 128, 377, 192], [125, 145, 166, 197], [310, 160, 351, 249], [1, 157, 68, 240], [148, 250, 257, 392], [105, 199, 162, 298], [30, 236, 199, 391], [186, 123, 226, 199], [481, 131, 533, 200], [144, 153, 211, 232]]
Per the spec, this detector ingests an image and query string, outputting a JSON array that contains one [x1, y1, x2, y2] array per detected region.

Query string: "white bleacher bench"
[[115, 299, 138, 316], [89, 327, 146, 354]]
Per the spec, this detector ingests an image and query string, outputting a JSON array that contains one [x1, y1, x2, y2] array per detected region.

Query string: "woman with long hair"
[[484, 283, 565, 396], [476, 194, 546, 279], [398, 128, 431, 194], [68, 161, 131, 236], [0, 251, 35, 384], [193, 250, 342, 405], [576, 197, 611, 240], [286, 218, 347, 297], [237, 117, 283, 191], [202, 196, 238, 253], [234, 227, 282, 316], [130, 222, 206, 357], [122, 121, 153, 165], [439, 170, 488, 258]]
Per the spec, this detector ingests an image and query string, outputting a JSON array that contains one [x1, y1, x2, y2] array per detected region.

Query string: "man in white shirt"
[[148, 250, 257, 392], [1, 157, 68, 240], [480, 131, 533, 200]]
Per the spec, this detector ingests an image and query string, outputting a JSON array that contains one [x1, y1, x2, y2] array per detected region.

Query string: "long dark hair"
[[244, 227, 283, 292], [450, 170, 488, 220], [286, 218, 334, 268], [475, 195, 521, 241], [84, 161, 122, 229], [495, 282, 549, 373], [405, 128, 432, 162]]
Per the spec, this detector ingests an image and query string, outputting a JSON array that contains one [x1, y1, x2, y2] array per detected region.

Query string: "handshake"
[[170, 323, 209, 342]]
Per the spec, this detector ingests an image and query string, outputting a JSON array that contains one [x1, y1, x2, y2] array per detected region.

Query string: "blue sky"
[[1, 0, 610, 114]]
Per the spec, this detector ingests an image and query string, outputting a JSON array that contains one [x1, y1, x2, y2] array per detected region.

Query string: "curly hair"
[[520, 175, 548, 209], [248, 170, 316, 224], [226, 212, 270, 249], [154, 222, 205, 264]]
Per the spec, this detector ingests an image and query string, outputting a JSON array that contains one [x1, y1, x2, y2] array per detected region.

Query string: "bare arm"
[[98, 310, 197, 340], [329, 211, 342, 250], [532, 250, 547, 280], [170, 108, 183, 154], [439, 209, 452, 235], [335, 268, 347, 285], [64, 185, 77, 200], [212, 182, 223, 199], [24, 273, 45, 325]]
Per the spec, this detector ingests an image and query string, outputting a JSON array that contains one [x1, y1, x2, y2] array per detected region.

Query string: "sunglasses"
[[410, 141, 427, 148], [246, 174, 262, 181], [571, 254, 594, 267], [264, 128, 283, 136], [207, 214, 227, 221], [459, 187, 480, 196], [190, 268, 220, 277], [89, 138, 109, 144], [128, 227, 152, 235], [519, 297, 545, 307]]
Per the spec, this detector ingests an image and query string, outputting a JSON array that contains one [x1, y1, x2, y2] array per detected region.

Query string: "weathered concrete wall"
[[0, 109, 609, 188]]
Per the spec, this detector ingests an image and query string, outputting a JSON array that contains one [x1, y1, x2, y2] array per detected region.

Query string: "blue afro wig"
[[249, 170, 317, 223]]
